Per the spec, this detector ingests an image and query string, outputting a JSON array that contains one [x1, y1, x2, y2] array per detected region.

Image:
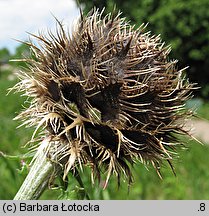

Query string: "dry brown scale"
[[13, 8, 196, 188]]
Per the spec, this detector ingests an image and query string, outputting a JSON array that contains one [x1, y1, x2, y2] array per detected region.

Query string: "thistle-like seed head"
[[14, 9, 195, 187]]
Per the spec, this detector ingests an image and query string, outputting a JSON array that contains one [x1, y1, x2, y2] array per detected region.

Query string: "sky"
[[0, 0, 80, 54]]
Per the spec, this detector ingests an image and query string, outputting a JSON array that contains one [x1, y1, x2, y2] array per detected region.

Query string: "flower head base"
[[14, 9, 195, 187]]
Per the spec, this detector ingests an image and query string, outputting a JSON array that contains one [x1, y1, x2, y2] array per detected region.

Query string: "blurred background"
[[0, 0, 209, 199]]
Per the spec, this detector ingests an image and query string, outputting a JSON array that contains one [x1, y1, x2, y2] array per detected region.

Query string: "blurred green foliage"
[[0, 48, 10, 64], [78, 0, 209, 99], [0, 65, 30, 199]]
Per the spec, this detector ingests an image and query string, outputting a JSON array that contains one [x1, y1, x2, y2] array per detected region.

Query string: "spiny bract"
[[14, 9, 195, 187]]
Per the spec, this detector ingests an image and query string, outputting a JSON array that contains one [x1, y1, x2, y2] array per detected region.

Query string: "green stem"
[[13, 139, 90, 200], [13, 138, 62, 200]]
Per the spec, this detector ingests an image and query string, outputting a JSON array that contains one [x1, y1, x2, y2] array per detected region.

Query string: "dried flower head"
[[14, 9, 195, 187]]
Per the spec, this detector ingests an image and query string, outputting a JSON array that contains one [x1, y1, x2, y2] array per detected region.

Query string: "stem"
[[13, 139, 90, 200], [14, 139, 61, 200]]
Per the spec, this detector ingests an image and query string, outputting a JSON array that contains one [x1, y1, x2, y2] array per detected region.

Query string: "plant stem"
[[14, 139, 60, 200], [13, 139, 90, 200]]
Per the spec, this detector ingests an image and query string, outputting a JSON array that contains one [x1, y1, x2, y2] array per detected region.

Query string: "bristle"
[[13, 9, 195, 187]]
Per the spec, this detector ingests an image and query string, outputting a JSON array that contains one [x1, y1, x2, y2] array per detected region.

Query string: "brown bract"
[[13, 9, 195, 187]]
